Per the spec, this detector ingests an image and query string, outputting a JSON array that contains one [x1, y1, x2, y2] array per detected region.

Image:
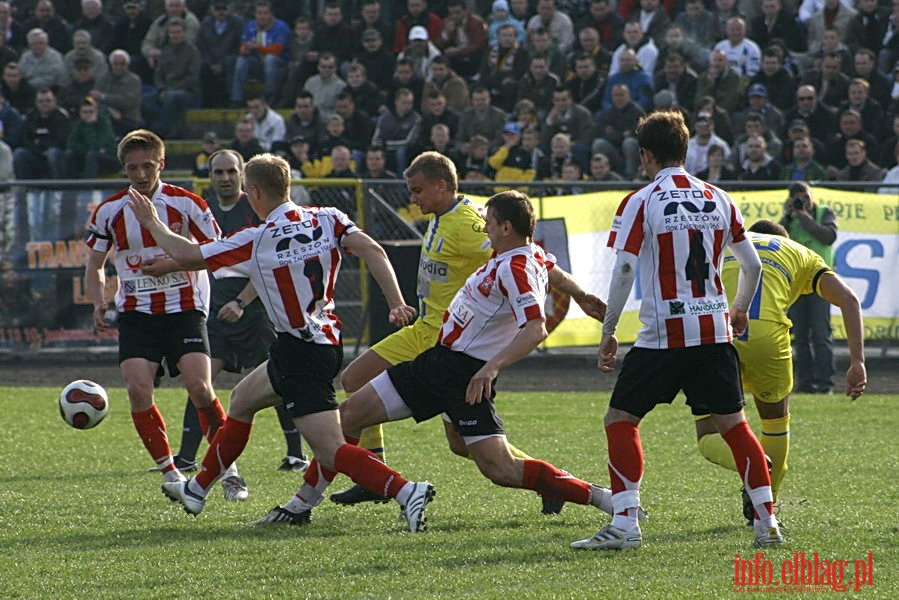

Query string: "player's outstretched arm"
[[127, 188, 206, 269], [817, 272, 867, 400], [342, 231, 416, 327], [466, 318, 547, 405], [548, 266, 606, 321]]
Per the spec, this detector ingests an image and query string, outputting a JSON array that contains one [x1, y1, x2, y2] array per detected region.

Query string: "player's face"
[[123, 149, 164, 196], [483, 207, 505, 249], [407, 172, 448, 215], [210, 153, 241, 201]]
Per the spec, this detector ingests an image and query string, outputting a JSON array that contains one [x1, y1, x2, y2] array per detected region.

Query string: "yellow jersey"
[[417, 196, 491, 328], [722, 232, 831, 329]]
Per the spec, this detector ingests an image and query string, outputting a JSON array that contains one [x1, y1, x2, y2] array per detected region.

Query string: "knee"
[[339, 368, 363, 394], [185, 381, 215, 406]]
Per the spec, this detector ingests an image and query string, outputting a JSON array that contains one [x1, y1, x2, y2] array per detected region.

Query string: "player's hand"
[[127, 187, 158, 228], [388, 304, 416, 327], [92, 305, 109, 332], [730, 309, 748, 337], [466, 364, 498, 405], [845, 362, 867, 401], [597, 333, 618, 372], [218, 301, 244, 323], [575, 293, 606, 322], [142, 256, 178, 276]]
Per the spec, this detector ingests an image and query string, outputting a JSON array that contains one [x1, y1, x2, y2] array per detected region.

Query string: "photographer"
[[778, 182, 838, 394]]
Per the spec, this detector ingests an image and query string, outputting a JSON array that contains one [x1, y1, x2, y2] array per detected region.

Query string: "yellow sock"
[[358, 424, 385, 462], [698, 433, 737, 471], [459, 442, 533, 461], [760, 415, 790, 501]]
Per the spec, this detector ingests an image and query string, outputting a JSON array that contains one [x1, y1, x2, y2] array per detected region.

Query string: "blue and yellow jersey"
[[723, 232, 831, 328], [417, 196, 491, 328]]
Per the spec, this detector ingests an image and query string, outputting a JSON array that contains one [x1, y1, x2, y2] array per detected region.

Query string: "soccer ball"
[[59, 380, 109, 429]]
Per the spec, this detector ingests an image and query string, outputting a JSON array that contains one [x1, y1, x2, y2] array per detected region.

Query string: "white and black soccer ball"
[[59, 380, 109, 430]]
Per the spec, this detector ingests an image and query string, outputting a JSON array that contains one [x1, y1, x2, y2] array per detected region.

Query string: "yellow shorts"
[[370, 319, 440, 366], [734, 320, 793, 403]]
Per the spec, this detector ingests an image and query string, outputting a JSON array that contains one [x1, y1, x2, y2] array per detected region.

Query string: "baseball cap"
[[289, 134, 308, 145], [203, 131, 218, 143], [408, 26, 428, 41], [492, 0, 510, 12], [503, 122, 522, 135], [362, 28, 381, 41], [788, 119, 809, 131], [748, 83, 768, 97]]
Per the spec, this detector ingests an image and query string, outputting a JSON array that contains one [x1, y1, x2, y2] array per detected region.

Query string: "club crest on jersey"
[[669, 300, 685, 315], [125, 254, 142, 273], [477, 273, 495, 296]]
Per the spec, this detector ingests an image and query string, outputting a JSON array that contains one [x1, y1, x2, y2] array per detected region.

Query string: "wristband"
[[235, 298, 247, 310]]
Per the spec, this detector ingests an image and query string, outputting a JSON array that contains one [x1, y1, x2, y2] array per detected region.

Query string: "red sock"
[[722, 420, 774, 518], [333, 444, 409, 499], [132, 405, 175, 473], [302, 458, 338, 492], [520, 459, 592, 504], [195, 418, 252, 491], [606, 421, 643, 515], [197, 397, 227, 441]]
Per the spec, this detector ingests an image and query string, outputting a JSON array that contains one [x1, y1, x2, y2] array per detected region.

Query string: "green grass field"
[[1, 387, 896, 599]]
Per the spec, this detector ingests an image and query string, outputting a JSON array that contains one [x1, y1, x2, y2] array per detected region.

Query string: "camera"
[[792, 197, 804, 210]]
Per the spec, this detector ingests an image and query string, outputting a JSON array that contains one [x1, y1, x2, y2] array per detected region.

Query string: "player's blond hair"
[[117, 129, 165, 164], [245, 153, 290, 200], [403, 151, 458, 193]]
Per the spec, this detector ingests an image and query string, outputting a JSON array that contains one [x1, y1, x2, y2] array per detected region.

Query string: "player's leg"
[[755, 397, 790, 502], [169, 356, 228, 472], [274, 401, 308, 471]]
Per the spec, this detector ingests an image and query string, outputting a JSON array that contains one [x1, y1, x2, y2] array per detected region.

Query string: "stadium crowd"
[[2, 0, 899, 188]]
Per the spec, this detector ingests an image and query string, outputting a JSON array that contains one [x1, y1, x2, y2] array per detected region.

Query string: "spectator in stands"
[[488, 0, 526, 46], [229, 115, 265, 161], [567, 51, 606, 113], [355, 28, 395, 92], [416, 90, 459, 152], [421, 55, 468, 114], [782, 134, 827, 181], [684, 109, 731, 174], [654, 23, 704, 77], [835, 138, 885, 189], [736, 133, 782, 180], [19, 28, 66, 92], [231, 0, 290, 106], [695, 94, 735, 143], [246, 93, 284, 151], [751, 0, 807, 55], [880, 2, 899, 74], [594, 82, 644, 178], [58, 58, 97, 116], [879, 141, 899, 193], [748, 48, 796, 112], [846, 0, 888, 57], [198, 0, 243, 109], [838, 78, 886, 143], [277, 17, 314, 108], [526, 0, 575, 54], [654, 50, 697, 113], [360, 145, 395, 179], [284, 91, 326, 156], [72, 0, 115, 54], [13, 87, 68, 179], [734, 84, 784, 138], [852, 48, 891, 109], [784, 85, 837, 148], [0, 1, 24, 51], [0, 96, 17, 179], [779, 118, 824, 166], [545, 131, 576, 180], [478, 22, 528, 112], [713, 16, 759, 78], [571, 26, 611, 78], [64, 96, 118, 178], [394, 0, 443, 54], [509, 0, 534, 24], [527, 26, 566, 80], [610, 20, 658, 77], [696, 143, 736, 181], [90, 49, 141, 137], [317, 115, 352, 159], [437, 0, 487, 79], [372, 87, 421, 172], [801, 51, 850, 112], [695, 48, 740, 111], [811, 27, 853, 75], [2, 62, 34, 113], [193, 131, 221, 177], [22, 0, 70, 54], [456, 85, 505, 153], [64, 30, 108, 81], [577, 0, 622, 52], [302, 52, 346, 120], [324, 144, 356, 177], [335, 92, 373, 165], [341, 63, 385, 119], [353, 1, 394, 57], [398, 25, 442, 82], [284, 133, 311, 172], [732, 112, 782, 165], [308, 1, 353, 68], [517, 126, 547, 178], [541, 86, 594, 162], [588, 151, 623, 181], [142, 18, 199, 138], [387, 59, 424, 110], [141, 0, 200, 72], [516, 55, 559, 118], [512, 97, 541, 133], [487, 121, 533, 182], [0, 24, 16, 74], [878, 113, 899, 169], [710, 0, 745, 42], [633, 0, 671, 46], [823, 108, 878, 176], [420, 121, 455, 160], [806, 0, 856, 63], [110, 0, 152, 83], [602, 48, 653, 112], [675, 0, 717, 56]]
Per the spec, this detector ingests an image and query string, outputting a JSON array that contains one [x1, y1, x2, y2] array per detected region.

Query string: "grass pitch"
[[1, 387, 896, 599]]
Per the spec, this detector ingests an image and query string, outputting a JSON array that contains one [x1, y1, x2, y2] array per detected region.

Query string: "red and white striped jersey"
[[607, 167, 747, 349], [199, 202, 359, 346], [86, 183, 220, 315], [438, 243, 553, 361]]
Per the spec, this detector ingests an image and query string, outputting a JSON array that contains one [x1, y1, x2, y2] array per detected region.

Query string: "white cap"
[[408, 26, 428, 41]]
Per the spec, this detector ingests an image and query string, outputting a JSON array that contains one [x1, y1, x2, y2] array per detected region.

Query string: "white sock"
[[395, 481, 416, 506]]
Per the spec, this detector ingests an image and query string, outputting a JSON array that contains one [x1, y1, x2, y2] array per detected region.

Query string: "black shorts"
[[117, 310, 210, 370], [386, 345, 505, 438], [266, 333, 343, 418], [207, 304, 275, 373], [610, 343, 745, 419]]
